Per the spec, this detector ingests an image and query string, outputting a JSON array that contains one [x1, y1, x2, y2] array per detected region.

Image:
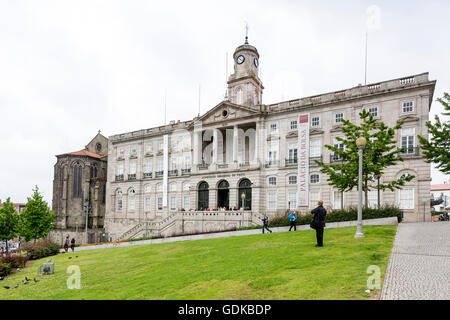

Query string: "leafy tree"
[[19, 186, 55, 243], [315, 109, 414, 206], [0, 198, 19, 253], [418, 92, 450, 175]]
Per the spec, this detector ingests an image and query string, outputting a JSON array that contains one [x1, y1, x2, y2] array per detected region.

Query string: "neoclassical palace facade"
[[52, 38, 436, 243]]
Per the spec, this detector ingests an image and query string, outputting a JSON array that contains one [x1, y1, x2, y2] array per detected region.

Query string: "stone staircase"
[[117, 212, 180, 241]]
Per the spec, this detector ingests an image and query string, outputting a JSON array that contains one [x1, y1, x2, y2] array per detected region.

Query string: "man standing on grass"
[[261, 215, 273, 234], [311, 200, 327, 247], [288, 211, 297, 231]]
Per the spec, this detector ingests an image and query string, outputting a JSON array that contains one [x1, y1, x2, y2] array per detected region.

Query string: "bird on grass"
[[33, 278, 39, 283], [3, 286, 10, 289], [22, 280, 28, 284], [0, 276, 4, 280], [68, 257, 72, 259], [14, 284, 19, 289], [25, 277, 30, 282]]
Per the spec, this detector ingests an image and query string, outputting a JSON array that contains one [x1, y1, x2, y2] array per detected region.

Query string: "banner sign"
[[297, 114, 310, 207], [163, 134, 168, 207]]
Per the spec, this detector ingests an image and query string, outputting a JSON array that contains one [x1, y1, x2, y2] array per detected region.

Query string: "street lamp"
[[375, 173, 381, 209], [355, 137, 367, 238]]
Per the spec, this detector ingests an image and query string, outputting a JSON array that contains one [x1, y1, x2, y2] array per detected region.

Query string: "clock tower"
[[227, 36, 264, 107]]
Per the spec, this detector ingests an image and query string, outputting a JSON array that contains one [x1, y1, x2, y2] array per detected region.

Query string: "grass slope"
[[0, 225, 396, 300]]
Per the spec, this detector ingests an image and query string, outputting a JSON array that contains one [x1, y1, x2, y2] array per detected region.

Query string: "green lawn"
[[0, 225, 396, 300]]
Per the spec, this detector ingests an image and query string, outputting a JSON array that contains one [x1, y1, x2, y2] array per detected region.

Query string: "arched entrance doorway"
[[217, 180, 229, 209], [198, 181, 209, 210], [238, 179, 252, 210]]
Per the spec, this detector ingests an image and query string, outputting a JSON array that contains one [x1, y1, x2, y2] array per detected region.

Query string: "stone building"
[[102, 38, 436, 241], [50, 132, 109, 244]]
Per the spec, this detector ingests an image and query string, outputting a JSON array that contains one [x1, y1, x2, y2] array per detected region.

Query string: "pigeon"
[[33, 278, 39, 283], [22, 280, 28, 284], [3, 286, 10, 289], [0, 276, 4, 280], [25, 277, 30, 282], [14, 284, 19, 289], [75, 256, 78, 258], [68, 257, 72, 259]]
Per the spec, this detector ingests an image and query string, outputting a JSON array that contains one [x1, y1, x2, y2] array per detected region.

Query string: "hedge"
[[238, 205, 402, 231], [21, 239, 60, 260]]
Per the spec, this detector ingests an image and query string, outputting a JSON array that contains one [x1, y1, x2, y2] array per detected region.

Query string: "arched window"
[[238, 179, 252, 210], [73, 163, 83, 198], [116, 189, 123, 211], [198, 181, 209, 210], [217, 180, 230, 209]]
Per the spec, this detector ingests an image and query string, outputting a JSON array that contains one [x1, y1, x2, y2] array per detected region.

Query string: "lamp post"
[[376, 173, 381, 209], [241, 192, 246, 212], [355, 137, 367, 238]]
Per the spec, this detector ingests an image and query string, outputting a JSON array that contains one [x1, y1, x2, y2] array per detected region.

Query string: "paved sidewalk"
[[381, 222, 450, 300], [63, 217, 397, 253]]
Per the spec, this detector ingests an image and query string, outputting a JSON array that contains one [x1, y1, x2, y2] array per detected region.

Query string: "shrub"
[[0, 263, 12, 277], [21, 239, 60, 260], [1, 253, 28, 269]]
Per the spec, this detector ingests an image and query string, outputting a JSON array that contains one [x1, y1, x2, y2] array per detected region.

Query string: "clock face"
[[254, 58, 259, 68], [236, 55, 245, 64]]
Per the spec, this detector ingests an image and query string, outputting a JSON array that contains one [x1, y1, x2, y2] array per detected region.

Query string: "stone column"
[[212, 128, 218, 164], [254, 121, 260, 165], [233, 125, 238, 165]]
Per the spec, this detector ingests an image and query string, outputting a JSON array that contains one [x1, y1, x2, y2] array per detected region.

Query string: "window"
[[267, 193, 276, 210], [170, 158, 177, 170], [170, 183, 177, 192], [144, 197, 151, 211], [128, 198, 135, 211], [158, 141, 163, 152], [157, 197, 163, 211], [400, 173, 412, 179], [335, 113, 344, 123], [288, 191, 296, 210], [399, 189, 414, 209], [310, 174, 320, 184], [288, 143, 297, 161], [183, 182, 191, 191], [310, 139, 321, 158], [145, 143, 152, 154], [144, 184, 151, 193], [311, 116, 320, 127], [309, 191, 320, 208], [129, 162, 137, 175], [117, 164, 124, 175], [268, 177, 277, 186], [170, 195, 176, 211], [368, 190, 378, 208], [117, 199, 123, 211], [119, 148, 125, 157], [333, 190, 343, 209], [270, 123, 277, 132], [333, 138, 344, 161], [368, 106, 378, 117], [290, 120, 297, 130], [184, 155, 191, 169], [157, 159, 163, 171], [144, 160, 152, 173], [288, 176, 297, 185], [73, 165, 83, 198], [402, 101, 414, 113], [268, 150, 278, 164], [401, 128, 415, 154], [183, 195, 190, 210], [130, 146, 137, 155]]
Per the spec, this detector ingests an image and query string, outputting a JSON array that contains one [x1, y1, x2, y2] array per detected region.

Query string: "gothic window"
[[73, 163, 83, 198], [238, 179, 252, 210], [198, 181, 209, 210]]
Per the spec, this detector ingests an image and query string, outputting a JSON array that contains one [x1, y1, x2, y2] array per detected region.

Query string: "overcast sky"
[[0, 0, 449, 204]]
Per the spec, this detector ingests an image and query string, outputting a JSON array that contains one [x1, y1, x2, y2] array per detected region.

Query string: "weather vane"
[[245, 21, 249, 44]]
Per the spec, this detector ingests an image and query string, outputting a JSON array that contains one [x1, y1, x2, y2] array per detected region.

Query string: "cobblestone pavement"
[[381, 222, 450, 300]]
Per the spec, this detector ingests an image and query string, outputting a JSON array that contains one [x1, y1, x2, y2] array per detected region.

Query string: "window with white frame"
[[310, 139, 321, 158], [290, 120, 298, 130], [400, 173, 412, 179], [128, 197, 135, 211], [117, 198, 123, 211], [268, 177, 277, 186], [311, 116, 320, 127], [170, 195, 176, 211], [170, 183, 177, 192], [333, 190, 343, 209], [144, 184, 151, 193], [267, 192, 277, 210], [130, 145, 137, 155], [333, 138, 345, 160], [368, 106, 378, 117], [184, 155, 191, 169], [402, 101, 414, 113], [157, 159, 163, 171], [117, 164, 124, 175], [401, 128, 415, 154], [398, 189, 414, 209], [157, 197, 163, 210], [119, 148, 125, 157], [170, 158, 177, 170], [288, 176, 297, 185], [129, 161, 137, 175], [310, 174, 320, 184], [183, 195, 190, 210], [156, 183, 163, 192], [144, 197, 151, 212], [335, 112, 344, 123], [288, 191, 297, 209], [144, 159, 152, 174], [309, 190, 320, 208], [368, 190, 378, 208], [288, 142, 297, 161]]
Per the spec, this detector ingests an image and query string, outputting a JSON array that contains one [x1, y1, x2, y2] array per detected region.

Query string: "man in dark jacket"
[[311, 200, 327, 247]]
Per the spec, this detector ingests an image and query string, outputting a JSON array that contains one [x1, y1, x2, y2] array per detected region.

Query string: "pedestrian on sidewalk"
[[70, 238, 76, 252], [288, 211, 297, 231], [310, 200, 327, 247], [261, 215, 273, 234], [64, 236, 69, 253]]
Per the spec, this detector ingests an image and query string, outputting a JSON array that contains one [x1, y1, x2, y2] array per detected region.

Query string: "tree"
[[315, 109, 415, 207], [0, 198, 19, 253], [418, 92, 450, 175], [19, 186, 55, 243]]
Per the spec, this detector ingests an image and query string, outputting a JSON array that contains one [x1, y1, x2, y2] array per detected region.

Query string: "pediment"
[[310, 128, 324, 135], [397, 114, 420, 123], [198, 101, 260, 124], [286, 131, 298, 139], [267, 134, 280, 142]]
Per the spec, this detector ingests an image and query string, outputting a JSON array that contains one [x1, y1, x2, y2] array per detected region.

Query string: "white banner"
[[297, 114, 310, 207], [163, 134, 168, 207]]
